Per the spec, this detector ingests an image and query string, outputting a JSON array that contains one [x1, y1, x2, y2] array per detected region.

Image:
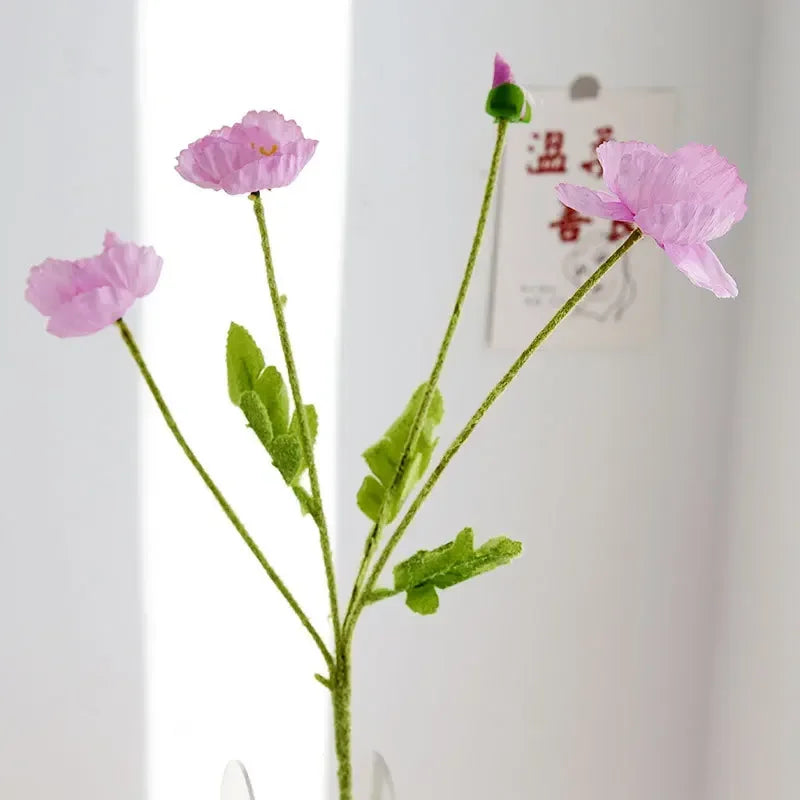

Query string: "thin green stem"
[[332, 642, 353, 800], [249, 193, 342, 651], [344, 121, 509, 630], [116, 320, 333, 670], [351, 229, 643, 625]]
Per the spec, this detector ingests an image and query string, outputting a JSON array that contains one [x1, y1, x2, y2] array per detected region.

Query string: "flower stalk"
[[249, 191, 343, 653], [115, 319, 333, 669], [345, 119, 509, 633]]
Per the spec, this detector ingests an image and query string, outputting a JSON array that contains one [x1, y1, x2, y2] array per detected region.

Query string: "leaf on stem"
[[239, 390, 274, 448], [255, 366, 290, 437], [356, 382, 444, 523], [226, 323, 265, 404], [270, 434, 304, 484], [226, 324, 319, 512], [293, 485, 316, 517], [393, 528, 522, 615]]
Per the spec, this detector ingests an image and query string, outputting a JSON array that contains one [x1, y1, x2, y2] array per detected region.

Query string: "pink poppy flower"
[[25, 232, 162, 337], [556, 141, 747, 298], [175, 110, 318, 195]]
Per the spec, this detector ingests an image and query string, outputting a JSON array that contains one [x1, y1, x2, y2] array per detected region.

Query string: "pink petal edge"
[[662, 242, 738, 298], [554, 184, 634, 221]]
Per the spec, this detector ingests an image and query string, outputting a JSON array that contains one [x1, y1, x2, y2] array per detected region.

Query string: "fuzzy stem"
[[353, 228, 643, 621], [249, 192, 343, 652], [116, 319, 333, 669], [332, 645, 353, 800], [345, 120, 509, 629]]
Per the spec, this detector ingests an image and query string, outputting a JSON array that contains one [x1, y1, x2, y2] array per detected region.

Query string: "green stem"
[[332, 644, 353, 800], [249, 192, 342, 652], [116, 319, 333, 670], [353, 228, 643, 621], [344, 120, 509, 629]]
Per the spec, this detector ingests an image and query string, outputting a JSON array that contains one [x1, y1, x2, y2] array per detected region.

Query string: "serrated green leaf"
[[356, 475, 384, 521], [358, 382, 444, 523], [227, 323, 265, 404], [434, 536, 522, 588], [289, 404, 318, 446], [255, 366, 290, 436], [362, 439, 397, 487], [287, 404, 319, 480], [239, 390, 274, 448], [406, 584, 439, 615], [393, 528, 522, 614], [292, 485, 316, 517], [394, 528, 474, 591], [270, 434, 303, 484]]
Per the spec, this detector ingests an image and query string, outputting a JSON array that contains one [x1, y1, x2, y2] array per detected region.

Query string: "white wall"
[[0, 1, 144, 798], [706, 1, 800, 798], [337, 1, 756, 799]]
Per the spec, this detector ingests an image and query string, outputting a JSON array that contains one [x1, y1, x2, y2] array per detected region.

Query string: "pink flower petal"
[[219, 140, 318, 194], [555, 184, 634, 221], [100, 241, 163, 297], [492, 53, 514, 88], [671, 143, 739, 198], [635, 201, 740, 245], [25, 259, 83, 315], [240, 110, 305, 142], [663, 242, 738, 298], [176, 145, 223, 189], [597, 141, 665, 197], [46, 286, 136, 337], [614, 148, 688, 212]]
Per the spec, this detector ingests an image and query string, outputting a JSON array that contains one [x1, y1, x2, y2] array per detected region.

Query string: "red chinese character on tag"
[[526, 131, 567, 174], [550, 205, 592, 242], [581, 126, 614, 177], [608, 220, 635, 242]]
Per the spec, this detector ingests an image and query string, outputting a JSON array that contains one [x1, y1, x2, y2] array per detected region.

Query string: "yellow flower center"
[[250, 142, 279, 157]]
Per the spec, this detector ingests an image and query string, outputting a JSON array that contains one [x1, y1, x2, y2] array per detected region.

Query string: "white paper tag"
[[490, 86, 677, 349]]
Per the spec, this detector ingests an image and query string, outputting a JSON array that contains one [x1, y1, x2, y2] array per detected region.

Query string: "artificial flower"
[[25, 232, 162, 336], [556, 141, 747, 297], [176, 110, 318, 195]]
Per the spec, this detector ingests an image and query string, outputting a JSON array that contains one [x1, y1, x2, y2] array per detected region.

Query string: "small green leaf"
[[227, 323, 265, 404], [255, 366, 290, 436], [357, 382, 444, 523], [356, 475, 384, 522], [239, 390, 274, 448], [270, 434, 303, 484], [393, 528, 522, 615], [394, 528, 474, 591], [406, 584, 439, 615], [290, 404, 319, 446], [434, 536, 522, 589], [292, 485, 316, 517]]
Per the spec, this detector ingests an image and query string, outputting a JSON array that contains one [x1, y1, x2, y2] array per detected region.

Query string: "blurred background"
[[2, 0, 797, 798]]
